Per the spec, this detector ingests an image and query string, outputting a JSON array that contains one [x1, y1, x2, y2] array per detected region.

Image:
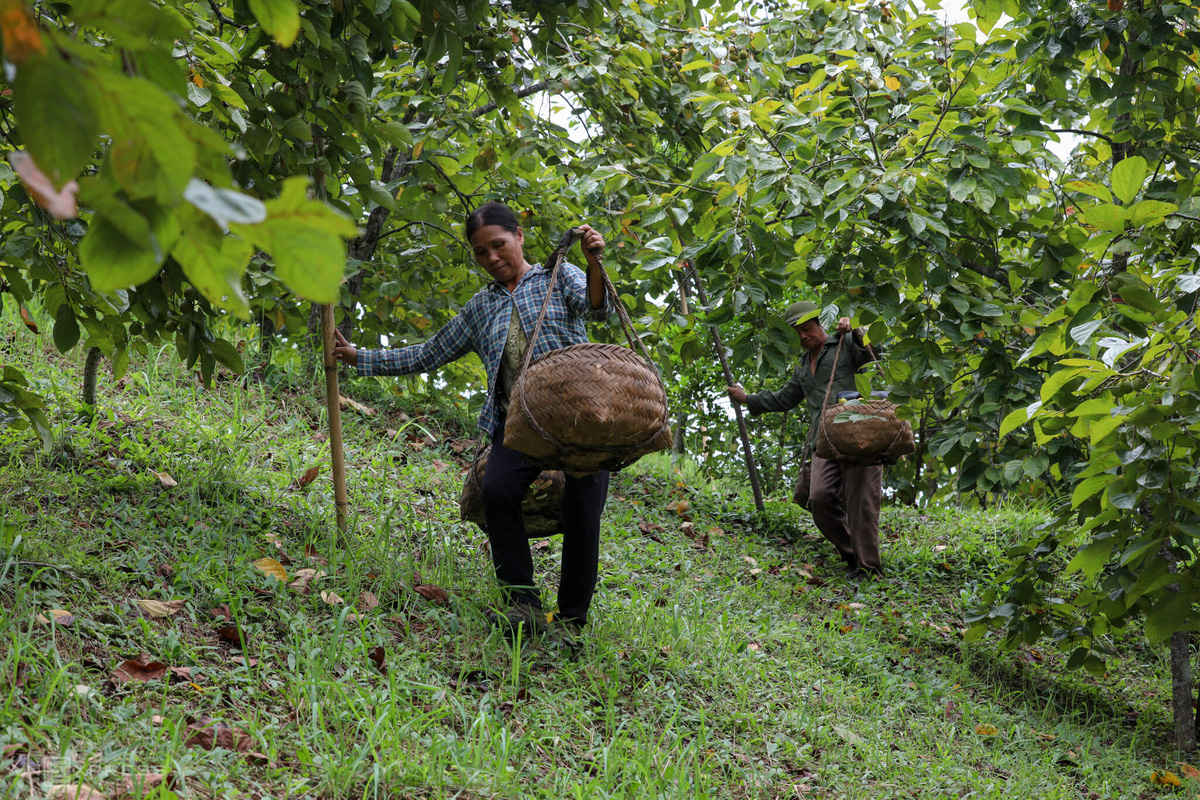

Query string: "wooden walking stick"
[[687, 264, 765, 512], [319, 304, 349, 532]]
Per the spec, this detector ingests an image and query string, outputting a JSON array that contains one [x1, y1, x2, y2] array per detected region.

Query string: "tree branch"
[[473, 80, 554, 118], [1048, 128, 1116, 147]]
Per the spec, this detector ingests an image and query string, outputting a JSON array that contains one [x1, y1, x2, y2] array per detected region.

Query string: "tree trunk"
[[1172, 631, 1195, 752], [672, 409, 687, 455], [82, 347, 103, 407]]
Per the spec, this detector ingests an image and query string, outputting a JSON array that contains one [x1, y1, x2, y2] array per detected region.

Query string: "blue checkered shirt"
[[357, 262, 610, 434]]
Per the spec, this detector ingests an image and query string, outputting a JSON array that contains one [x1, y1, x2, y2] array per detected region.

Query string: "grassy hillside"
[[0, 310, 1193, 799]]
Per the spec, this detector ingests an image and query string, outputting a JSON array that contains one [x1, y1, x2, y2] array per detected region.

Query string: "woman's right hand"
[[332, 329, 358, 366], [726, 384, 748, 404]]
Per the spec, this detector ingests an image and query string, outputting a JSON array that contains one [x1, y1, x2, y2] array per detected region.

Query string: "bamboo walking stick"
[[688, 265, 764, 512], [320, 304, 349, 532]]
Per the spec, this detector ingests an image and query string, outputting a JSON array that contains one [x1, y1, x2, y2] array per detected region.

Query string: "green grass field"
[[1, 311, 1194, 799]]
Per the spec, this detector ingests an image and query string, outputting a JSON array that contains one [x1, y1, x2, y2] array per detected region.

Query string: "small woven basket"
[[815, 398, 915, 466], [503, 229, 671, 473], [459, 444, 566, 536]]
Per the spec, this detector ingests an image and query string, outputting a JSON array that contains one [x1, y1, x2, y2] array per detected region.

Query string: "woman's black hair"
[[465, 202, 520, 240]]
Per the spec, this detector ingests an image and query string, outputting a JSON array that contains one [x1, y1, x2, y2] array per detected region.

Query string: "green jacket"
[[745, 331, 876, 447]]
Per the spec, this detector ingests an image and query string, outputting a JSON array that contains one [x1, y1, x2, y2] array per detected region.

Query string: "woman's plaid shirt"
[[357, 261, 610, 434]]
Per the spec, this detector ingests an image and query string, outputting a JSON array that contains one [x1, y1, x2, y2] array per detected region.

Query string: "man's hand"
[[836, 317, 853, 333], [727, 384, 748, 404], [332, 329, 358, 367]]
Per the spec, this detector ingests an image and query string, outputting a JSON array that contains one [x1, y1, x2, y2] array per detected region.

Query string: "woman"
[[331, 202, 611, 640]]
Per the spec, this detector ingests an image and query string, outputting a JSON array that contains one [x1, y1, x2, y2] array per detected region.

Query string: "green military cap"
[[783, 300, 819, 326]]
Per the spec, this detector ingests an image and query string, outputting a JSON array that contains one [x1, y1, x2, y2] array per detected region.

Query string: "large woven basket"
[[459, 444, 566, 536], [815, 399, 915, 466], [502, 228, 672, 473]]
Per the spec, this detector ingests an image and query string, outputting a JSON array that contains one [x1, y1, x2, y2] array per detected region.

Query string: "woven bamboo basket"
[[815, 398, 915, 466], [459, 444, 566, 536], [503, 228, 672, 473]]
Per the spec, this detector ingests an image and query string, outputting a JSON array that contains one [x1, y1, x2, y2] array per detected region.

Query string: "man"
[[726, 301, 884, 578]]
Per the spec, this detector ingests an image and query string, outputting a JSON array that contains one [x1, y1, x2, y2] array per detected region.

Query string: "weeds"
[[0, 310, 1193, 799]]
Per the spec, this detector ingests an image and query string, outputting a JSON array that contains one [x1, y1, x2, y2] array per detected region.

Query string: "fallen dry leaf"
[[293, 466, 320, 489], [121, 773, 174, 795], [231, 655, 260, 668], [135, 599, 186, 618], [358, 592, 379, 609], [290, 568, 327, 594], [9, 152, 78, 218], [183, 720, 253, 753], [155, 563, 174, 578], [46, 783, 106, 800], [38, 609, 75, 626], [320, 591, 344, 606], [974, 723, 999, 736], [151, 470, 178, 488], [368, 646, 387, 673], [1152, 771, 1182, 787], [111, 656, 168, 684], [252, 557, 288, 583], [216, 625, 244, 645], [211, 604, 232, 621], [414, 584, 449, 605], [245, 751, 270, 766], [338, 395, 376, 416], [168, 666, 192, 682], [665, 498, 690, 516]]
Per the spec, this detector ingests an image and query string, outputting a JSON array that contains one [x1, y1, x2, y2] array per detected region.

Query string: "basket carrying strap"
[[517, 227, 657, 379], [510, 227, 669, 470], [815, 333, 848, 462]]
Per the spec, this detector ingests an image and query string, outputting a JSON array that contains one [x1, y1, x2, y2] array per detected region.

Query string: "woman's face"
[[470, 224, 527, 287]]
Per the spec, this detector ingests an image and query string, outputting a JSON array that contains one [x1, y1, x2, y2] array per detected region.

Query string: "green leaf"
[[1000, 401, 1040, 437], [374, 121, 412, 148], [1071, 474, 1116, 508], [248, 0, 301, 48], [13, 52, 100, 189], [1145, 593, 1200, 644], [1065, 536, 1116, 578], [210, 337, 245, 374], [52, 304, 80, 353], [68, 0, 189, 50], [1064, 180, 1112, 204], [102, 76, 197, 202], [1127, 199, 1178, 228], [394, 0, 420, 24], [1079, 203, 1125, 232], [80, 216, 163, 292], [1111, 156, 1147, 205], [231, 178, 357, 304], [172, 210, 253, 319]]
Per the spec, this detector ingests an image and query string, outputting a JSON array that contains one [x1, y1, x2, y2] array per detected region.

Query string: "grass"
[[0, 307, 1195, 799]]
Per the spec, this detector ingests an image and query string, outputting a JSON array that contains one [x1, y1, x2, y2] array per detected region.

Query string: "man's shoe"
[[487, 602, 546, 638], [544, 614, 584, 654]]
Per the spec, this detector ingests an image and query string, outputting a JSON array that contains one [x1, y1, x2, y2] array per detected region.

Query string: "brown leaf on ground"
[[358, 592, 379, 609], [134, 599, 187, 618], [38, 609, 75, 626], [231, 655, 260, 668], [293, 466, 320, 489], [216, 625, 244, 645], [1178, 762, 1200, 781], [414, 584, 449, 605], [665, 499, 691, 516], [46, 784, 106, 800], [944, 699, 961, 721], [245, 751, 271, 766], [252, 557, 288, 583], [167, 666, 192, 682], [339, 395, 376, 416], [151, 470, 178, 488], [211, 604, 232, 621], [368, 646, 387, 673], [431, 460, 451, 473], [155, 563, 174, 578], [532, 539, 551, 551], [111, 656, 168, 684], [119, 773, 174, 797], [320, 591, 344, 606], [290, 568, 327, 595], [183, 720, 253, 752]]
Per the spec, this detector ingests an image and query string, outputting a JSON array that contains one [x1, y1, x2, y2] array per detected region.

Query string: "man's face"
[[793, 319, 827, 353]]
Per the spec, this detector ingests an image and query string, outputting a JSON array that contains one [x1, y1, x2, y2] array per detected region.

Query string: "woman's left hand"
[[577, 224, 605, 268]]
